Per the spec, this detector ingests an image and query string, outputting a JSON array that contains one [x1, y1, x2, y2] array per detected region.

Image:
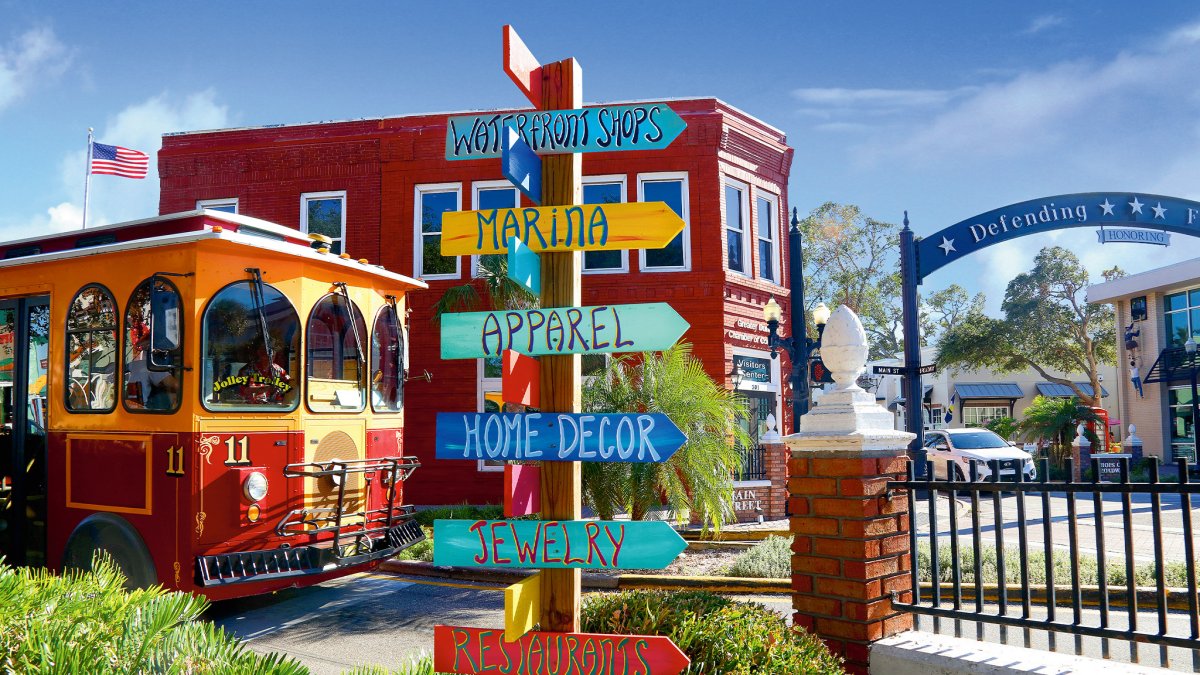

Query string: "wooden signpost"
[[435, 412, 687, 463], [503, 124, 542, 204], [439, 303, 689, 359], [440, 202, 685, 256], [434, 626, 690, 675], [507, 236, 541, 295], [433, 519, 687, 570]]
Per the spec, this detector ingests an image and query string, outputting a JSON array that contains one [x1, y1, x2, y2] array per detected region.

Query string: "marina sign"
[[433, 519, 687, 570], [446, 103, 687, 160], [435, 412, 687, 463], [441, 202, 685, 256]]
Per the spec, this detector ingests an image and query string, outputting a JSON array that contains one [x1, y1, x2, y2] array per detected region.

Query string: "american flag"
[[90, 142, 149, 179]]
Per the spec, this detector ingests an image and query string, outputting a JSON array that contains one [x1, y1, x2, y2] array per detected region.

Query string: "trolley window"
[[306, 290, 366, 412], [66, 284, 119, 413], [123, 277, 183, 413], [371, 301, 405, 413], [201, 279, 299, 411]]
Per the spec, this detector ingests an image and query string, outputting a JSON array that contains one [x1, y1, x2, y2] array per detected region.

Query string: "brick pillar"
[[785, 305, 916, 674], [765, 440, 787, 519]]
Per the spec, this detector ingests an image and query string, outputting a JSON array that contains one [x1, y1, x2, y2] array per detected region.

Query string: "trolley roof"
[[0, 210, 427, 290]]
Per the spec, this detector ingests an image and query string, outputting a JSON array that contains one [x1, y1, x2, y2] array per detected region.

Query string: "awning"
[[954, 383, 1023, 400], [1035, 382, 1109, 398], [1144, 346, 1199, 385], [891, 384, 934, 405]]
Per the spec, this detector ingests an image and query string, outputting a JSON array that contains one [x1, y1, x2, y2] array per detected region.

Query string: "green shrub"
[[0, 554, 306, 674], [725, 536, 792, 579], [396, 526, 435, 562], [414, 503, 505, 527], [917, 542, 1197, 588], [344, 652, 442, 674], [581, 590, 844, 674]]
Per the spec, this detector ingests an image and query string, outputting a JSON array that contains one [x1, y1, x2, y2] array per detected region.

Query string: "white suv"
[[924, 428, 1036, 482]]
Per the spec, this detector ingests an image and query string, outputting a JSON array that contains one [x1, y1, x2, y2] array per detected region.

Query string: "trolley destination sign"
[[440, 202, 685, 256], [434, 625, 690, 675], [433, 519, 688, 570], [445, 103, 687, 160], [439, 303, 689, 359], [435, 412, 687, 463]]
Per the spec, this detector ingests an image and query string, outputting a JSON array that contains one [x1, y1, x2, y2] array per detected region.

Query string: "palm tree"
[[582, 343, 751, 531], [430, 254, 537, 323], [1016, 395, 1101, 468]]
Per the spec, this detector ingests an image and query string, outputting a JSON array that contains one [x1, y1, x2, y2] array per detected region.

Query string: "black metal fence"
[[888, 456, 1200, 666], [737, 445, 767, 481]]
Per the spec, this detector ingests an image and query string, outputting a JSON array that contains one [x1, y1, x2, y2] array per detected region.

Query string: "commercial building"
[[157, 98, 795, 518], [1089, 257, 1200, 463]]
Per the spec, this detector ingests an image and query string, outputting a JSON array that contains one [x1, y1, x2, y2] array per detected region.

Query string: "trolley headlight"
[[243, 471, 269, 502]]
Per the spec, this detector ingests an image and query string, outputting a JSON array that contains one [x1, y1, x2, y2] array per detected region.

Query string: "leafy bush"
[[581, 590, 843, 674], [725, 536, 792, 579], [344, 652, 441, 674], [414, 503, 505, 527], [395, 526, 434, 562], [917, 542, 1197, 588], [0, 554, 305, 674]]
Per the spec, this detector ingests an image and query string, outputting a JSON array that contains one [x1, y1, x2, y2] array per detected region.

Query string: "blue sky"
[[2, 1, 1200, 312]]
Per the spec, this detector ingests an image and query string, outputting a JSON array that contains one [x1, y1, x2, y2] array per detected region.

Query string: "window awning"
[[891, 384, 934, 405], [954, 383, 1023, 400], [1144, 346, 1199, 385], [1035, 382, 1109, 398]]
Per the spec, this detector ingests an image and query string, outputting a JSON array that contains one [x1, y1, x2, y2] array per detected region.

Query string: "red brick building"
[[158, 98, 795, 519]]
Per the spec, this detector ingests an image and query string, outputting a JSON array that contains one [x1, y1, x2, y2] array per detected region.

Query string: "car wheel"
[[62, 513, 157, 590], [952, 464, 967, 482]]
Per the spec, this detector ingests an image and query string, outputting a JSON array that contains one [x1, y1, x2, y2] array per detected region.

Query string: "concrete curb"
[[680, 529, 790, 542], [379, 560, 791, 594]]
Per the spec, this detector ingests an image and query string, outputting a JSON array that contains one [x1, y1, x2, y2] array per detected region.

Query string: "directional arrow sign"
[[502, 124, 541, 205], [507, 236, 540, 295], [433, 519, 687, 570], [504, 573, 540, 642], [504, 463, 540, 518], [435, 412, 687, 463], [440, 202, 685, 256], [446, 103, 687, 161], [435, 625, 690, 675], [502, 349, 539, 408], [440, 303, 688, 359], [502, 25, 541, 108]]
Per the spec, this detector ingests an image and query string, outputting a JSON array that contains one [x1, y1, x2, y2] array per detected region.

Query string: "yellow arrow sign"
[[440, 202, 684, 255], [504, 573, 541, 642]]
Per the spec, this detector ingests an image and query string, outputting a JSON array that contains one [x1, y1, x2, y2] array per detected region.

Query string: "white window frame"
[[731, 346, 782, 488], [196, 198, 238, 213], [962, 405, 1010, 427], [477, 357, 505, 473], [300, 191, 347, 253], [638, 172, 691, 273], [755, 190, 781, 284], [470, 180, 519, 278], [413, 183, 462, 281], [722, 177, 751, 277], [582, 174, 629, 274]]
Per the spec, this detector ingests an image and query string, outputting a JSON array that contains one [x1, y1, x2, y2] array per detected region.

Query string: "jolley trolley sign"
[[431, 25, 691, 675]]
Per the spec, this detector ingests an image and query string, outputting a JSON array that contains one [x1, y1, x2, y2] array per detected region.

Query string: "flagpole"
[[82, 128, 93, 229]]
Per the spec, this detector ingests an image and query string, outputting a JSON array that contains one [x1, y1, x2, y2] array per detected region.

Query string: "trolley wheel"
[[62, 513, 157, 590]]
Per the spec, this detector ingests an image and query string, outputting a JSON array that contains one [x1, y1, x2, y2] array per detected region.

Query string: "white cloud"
[[0, 90, 230, 240], [0, 27, 71, 112], [794, 87, 966, 109], [1022, 14, 1065, 35]]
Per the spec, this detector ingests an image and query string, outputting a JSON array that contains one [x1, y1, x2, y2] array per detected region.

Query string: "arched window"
[[65, 284, 118, 412], [370, 302, 406, 412], [201, 280, 299, 411], [306, 291, 366, 412], [123, 277, 183, 413]]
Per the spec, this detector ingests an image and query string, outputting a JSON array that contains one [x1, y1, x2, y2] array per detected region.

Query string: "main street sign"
[[446, 103, 687, 160], [433, 519, 687, 570], [434, 626, 690, 675], [439, 303, 689, 359], [872, 363, 937, 376], [435, 412, 687, 463], [440, 202, 685, 256]]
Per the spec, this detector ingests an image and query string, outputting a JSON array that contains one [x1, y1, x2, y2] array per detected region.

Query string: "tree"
[[921, 283, 986, 346], [581, 343, 751, 530], [936, 247, 1118, 407], [1016, 395, 1101, 468], [799, 203, 903, 359]]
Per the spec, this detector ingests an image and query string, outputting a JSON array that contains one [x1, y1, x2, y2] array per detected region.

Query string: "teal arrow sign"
[[506, 236, 540, 295], [439, 302, 688, 360], [446, 103, 687, 160], [435, 412, 687, 463], [433, 519, 686, 570]]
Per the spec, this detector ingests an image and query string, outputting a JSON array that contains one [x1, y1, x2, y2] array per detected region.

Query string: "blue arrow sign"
[[439, 302, 689, 359], [435, 412, 687, 463], [446, 103, 687, 160], [506, 236, 540, 295], [433, 519, 687, 570], [501, 123, 541, 205]]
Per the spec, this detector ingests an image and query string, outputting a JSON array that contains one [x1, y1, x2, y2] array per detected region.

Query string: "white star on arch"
[[1129, 197, 1144, 215], [1152, 202, 1167, 219], [1099, 199, 1115, 216], [939, 236, 956, 255]]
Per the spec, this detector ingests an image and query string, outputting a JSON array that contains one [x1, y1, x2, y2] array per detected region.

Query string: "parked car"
[[923, 428, 1036, 481]]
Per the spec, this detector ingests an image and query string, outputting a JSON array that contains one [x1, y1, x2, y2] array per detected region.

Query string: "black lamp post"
[[764, 208, 831, 432]]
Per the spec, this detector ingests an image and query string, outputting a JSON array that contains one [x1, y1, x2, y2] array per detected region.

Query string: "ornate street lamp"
[[1187, 337, 1198, 464], [764, 294, 830, 429]]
